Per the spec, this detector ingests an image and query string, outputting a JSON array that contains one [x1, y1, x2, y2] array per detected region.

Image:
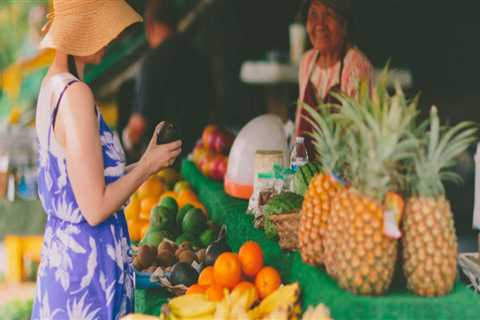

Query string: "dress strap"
[[47, 79, 79, 148]]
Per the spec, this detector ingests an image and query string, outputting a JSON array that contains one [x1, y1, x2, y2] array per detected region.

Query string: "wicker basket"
[[269, 212, 300, 251]]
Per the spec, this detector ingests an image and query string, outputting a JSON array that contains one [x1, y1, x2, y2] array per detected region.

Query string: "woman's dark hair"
[[68, 54, 79, 78], [299, 0, 354, 44], [145, 0, 179, 28]]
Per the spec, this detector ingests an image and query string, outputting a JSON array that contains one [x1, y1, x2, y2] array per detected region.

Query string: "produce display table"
[[135, 160, 480, 319]]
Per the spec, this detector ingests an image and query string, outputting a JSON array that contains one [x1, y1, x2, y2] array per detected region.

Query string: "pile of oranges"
[[186, 241, 282, 302], [125, 168, 207, 242]]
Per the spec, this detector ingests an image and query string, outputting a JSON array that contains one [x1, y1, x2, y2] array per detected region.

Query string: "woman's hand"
[[139, 122, 182, 175]]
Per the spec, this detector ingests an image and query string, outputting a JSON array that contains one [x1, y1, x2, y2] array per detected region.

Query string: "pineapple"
[[298, 103, 347, 266], [323, 81, 418, 295], [403, 106, 477, 296]]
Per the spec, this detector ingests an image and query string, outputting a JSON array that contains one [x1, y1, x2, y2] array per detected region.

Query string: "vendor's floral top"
[[298, 47, 374, 102], [32, 73, 134, 320]]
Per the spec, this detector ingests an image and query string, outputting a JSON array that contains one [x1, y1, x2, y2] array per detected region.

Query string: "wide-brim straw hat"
[[40, 0, 142, 56]]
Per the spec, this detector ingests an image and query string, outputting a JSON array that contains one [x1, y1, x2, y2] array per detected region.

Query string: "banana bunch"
[[161, 294, 217, 320], [214, 287, 257, 320], [248, 283, 300, 320], [301, 304, 332, 320]]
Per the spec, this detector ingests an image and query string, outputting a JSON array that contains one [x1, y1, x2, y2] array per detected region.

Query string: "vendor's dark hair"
[[145, 0, 179, 28], [68, 54, 79, 79], [299, 0, 354, 44]]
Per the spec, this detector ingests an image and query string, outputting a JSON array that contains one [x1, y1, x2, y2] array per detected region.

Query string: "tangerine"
[[139, 197, 159, 220], [238, 241, 264, 277], [138, 176, 165, 200], [206, 284, 227, 302], [186, 284, 207, 295], [255, 266, 282, 299], [198, 266, 216, 286], [213, 252, 242, 290]]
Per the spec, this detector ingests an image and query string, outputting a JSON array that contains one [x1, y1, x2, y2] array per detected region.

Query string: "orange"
[[140, 219, 150, 240], [157, 168, 180, 185], [177, 190, 198, 208], [255, 266, 282, 299], [138, 176, 165, 200], [206, 284, 227, 302], [125, 195, 140, 220], [174, 180, 192, 193], [213, 252, 242, 290], [233, 281, 259, 302], [238, 241, 264, 277], [139, 197, 159, 220], [186, 284, 207, 295], [127, 219, 142, 242], [198, 266, 216, 286]]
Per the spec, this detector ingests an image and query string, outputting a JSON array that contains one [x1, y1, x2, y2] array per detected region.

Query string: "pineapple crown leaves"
[[331, 82, 419, 200], [411, 106, 478, 197], [300, 101, 347, 174]]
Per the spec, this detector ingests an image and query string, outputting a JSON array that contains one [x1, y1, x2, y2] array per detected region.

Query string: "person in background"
[[295, 0, 374, 158], [123, 0, 214, 167]]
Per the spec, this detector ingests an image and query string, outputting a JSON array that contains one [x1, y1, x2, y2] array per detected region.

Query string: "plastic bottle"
[[290, 136, 308, 172]]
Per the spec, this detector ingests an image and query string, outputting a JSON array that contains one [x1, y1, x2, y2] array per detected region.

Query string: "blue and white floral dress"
[[32, 73, 134, 320]]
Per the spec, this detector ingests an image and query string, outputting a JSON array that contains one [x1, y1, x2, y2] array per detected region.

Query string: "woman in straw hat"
[[32, 1, 182, 318]]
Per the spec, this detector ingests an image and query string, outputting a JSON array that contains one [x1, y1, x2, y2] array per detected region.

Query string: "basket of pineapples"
[[296, 73, 477, 297]]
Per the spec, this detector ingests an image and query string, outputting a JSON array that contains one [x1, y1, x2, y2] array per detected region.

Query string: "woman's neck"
[[316, 48, 342, 68], [48, 52, 85, 80]]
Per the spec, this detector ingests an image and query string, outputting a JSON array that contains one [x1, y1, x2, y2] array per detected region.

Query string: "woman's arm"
[[125, 162, 138, 174], [57, 82, 181, 226]]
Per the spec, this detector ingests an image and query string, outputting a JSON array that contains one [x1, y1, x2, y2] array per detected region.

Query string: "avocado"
[[151, 206, 176, 231], [177, 204, 194, 227], [199, 228, 217, 248], [142, 230, 173, 247], [175, 233, 195, 246], [160, 196, 178, 214], [204, 240, 231, 266], [168, 262, 198, 286], [182, 208, 207, 235], [157, 122, 180, 145]]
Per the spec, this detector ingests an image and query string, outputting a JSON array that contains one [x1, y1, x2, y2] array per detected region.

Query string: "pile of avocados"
[[140, 196, 219, 250], [135, 195, 233, 287]]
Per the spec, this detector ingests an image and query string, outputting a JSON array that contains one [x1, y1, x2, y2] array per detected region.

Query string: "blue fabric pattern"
[[32, 76, 134, 320]]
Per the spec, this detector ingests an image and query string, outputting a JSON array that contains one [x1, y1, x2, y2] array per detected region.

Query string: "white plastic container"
[[224, 114, 289, 199]]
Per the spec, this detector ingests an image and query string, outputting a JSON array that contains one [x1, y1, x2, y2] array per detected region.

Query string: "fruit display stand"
[[146, 159, 480, 320]]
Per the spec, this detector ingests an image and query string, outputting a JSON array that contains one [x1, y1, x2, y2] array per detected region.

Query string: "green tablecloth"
[[0, 199, 45, 240], [136, 160, 480, 319]]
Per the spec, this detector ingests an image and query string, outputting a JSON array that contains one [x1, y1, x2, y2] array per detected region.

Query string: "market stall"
[[133, 159, 480, 319]]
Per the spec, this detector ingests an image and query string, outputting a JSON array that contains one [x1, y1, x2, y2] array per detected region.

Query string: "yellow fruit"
[[138, 176, 165, 200], [127, 219, 142, 242], [324, 189, 397, 295], [139, 197, 159, 220], [299, 173, 343, 266], [125, 195, 141, 220], [174, 180, 191, 193], [403, 197, 457, 296], [140, 219, 150, 239], [157, 168, 180, 185]]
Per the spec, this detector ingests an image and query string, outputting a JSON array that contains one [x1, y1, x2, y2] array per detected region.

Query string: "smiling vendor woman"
[[295, 0, 374, 158]]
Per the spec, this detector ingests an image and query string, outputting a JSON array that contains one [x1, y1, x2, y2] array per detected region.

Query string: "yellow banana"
[[168, 294, 217, 318], [249, 283, 300, 319]]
